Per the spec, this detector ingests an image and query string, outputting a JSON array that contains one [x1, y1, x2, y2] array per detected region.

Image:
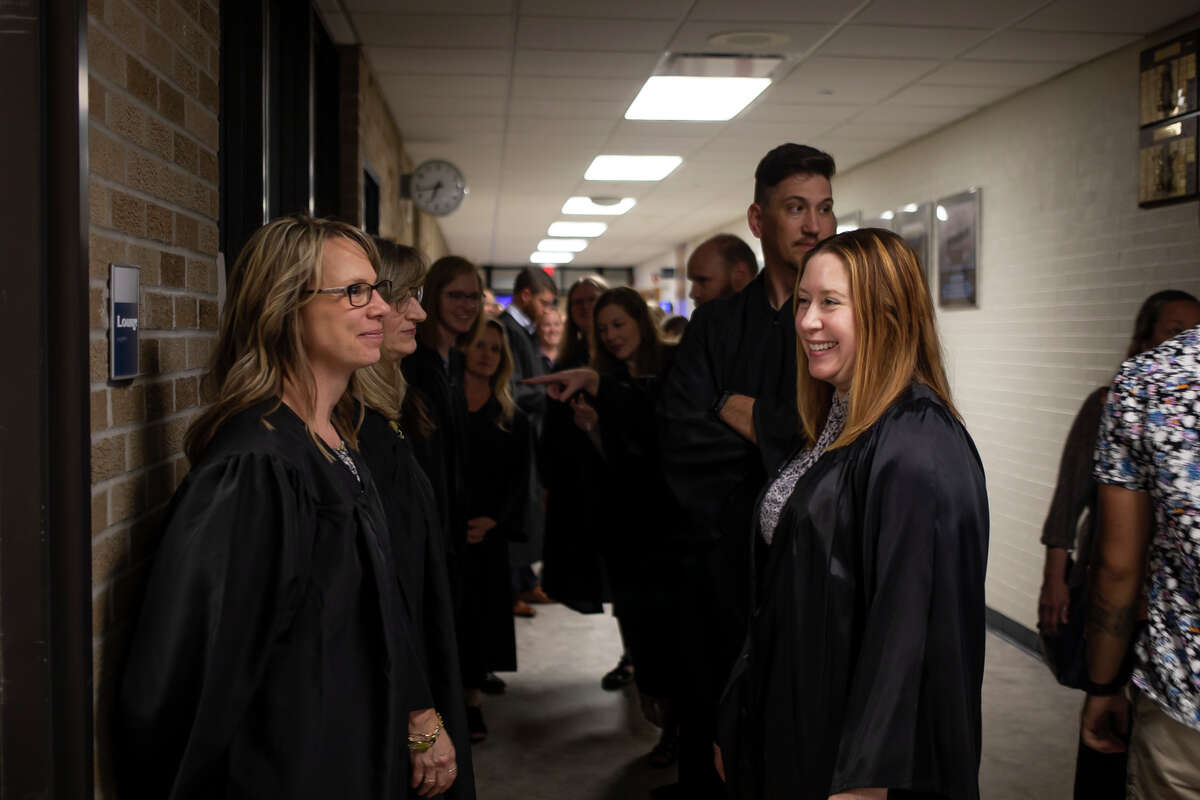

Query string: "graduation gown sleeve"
[[117, 453, 315, 797], [830, 398, 988, 799]]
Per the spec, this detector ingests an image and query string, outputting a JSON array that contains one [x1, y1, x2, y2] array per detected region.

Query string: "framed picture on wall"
[[934, 189, 980, 309], [1138, 114, 1198, 206], [1139, 31, 1197, 126], [893, 202, 933, 287]]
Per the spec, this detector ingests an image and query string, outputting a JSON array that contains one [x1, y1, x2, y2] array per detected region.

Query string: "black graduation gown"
[[499, 309, 548, 566], [459, 397, 531, 682], [539, 351, 609, 613], [593, 361, 686, 698], [402, 343, 471, 563], [657, 273, 800, 678], [116, 402, 431, 800], [718, 385, 989, 800], [359, 409, 476, 800]]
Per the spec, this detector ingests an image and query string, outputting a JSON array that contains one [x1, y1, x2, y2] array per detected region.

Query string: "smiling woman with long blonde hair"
[[118, 215, 441, 799], [717, 228, 988, 800]]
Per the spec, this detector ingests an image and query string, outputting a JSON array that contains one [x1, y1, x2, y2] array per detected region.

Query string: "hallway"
[[473, 603, 1082, 799]]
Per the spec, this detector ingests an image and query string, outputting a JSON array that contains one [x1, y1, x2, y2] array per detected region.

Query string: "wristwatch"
[[712, 390, 733, 417]]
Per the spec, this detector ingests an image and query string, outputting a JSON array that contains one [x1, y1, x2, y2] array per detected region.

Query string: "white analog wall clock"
[[406, 159, 468, 216]]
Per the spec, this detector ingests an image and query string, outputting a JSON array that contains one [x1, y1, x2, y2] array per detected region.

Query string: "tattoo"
[[1086, 600, 1138, 639]]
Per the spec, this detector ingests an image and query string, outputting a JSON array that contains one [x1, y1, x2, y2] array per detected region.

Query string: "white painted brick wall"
[[640, 22, 1200, 633]]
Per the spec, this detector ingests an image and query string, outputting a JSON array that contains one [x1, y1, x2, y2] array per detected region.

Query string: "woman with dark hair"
[[529, 287, 687, 769], [117, 216, 445, 798], [538, 276, 613, 649], [1037, 288, 1199, 798], [358, 238, 475, 799], [716, 228, 988, 799], [460, 318, 532, 742]]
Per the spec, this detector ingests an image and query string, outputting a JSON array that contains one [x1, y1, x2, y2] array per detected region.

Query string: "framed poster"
[[1140, 31, 1198, 126], [894, 202, 933, 287], [934, 189, 980, 309], [1138, 114, 1198, 206]]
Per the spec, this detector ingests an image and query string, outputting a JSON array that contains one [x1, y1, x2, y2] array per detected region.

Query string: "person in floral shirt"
[[1084, 301, 1200, 799]]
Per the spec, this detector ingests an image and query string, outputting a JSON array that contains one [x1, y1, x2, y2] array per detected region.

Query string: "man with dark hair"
[[499, 267, 557, 620], [686, 233, 759, 307], [657, 143, 836, 799]]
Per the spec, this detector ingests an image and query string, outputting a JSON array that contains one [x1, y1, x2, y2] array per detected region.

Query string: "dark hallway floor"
[[470, 603, 1081, 799]]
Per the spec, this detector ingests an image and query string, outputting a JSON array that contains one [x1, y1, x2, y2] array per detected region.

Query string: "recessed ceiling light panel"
[[706, 31, 790, 49], [530, 251, 574, 264], [584, 155, 682, 182], [562, 196, 637, 216], [626, 76, 770, 121], [547, 221, 608, 237], [537, 238, 588, 253]]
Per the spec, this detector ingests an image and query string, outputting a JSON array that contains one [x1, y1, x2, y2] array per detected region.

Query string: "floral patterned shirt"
[[1094, 324, 1200, 730]]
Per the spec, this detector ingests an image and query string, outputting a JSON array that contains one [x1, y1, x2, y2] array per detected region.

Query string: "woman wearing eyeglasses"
[[359, 239, 475, 799], [117, 216, 439, 799]]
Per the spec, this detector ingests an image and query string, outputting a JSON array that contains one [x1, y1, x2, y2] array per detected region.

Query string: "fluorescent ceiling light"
[[530, 251, 574, 264], [836, 222, 859, 234], [548, 221, 607, 237], [880, 210, 895, 220], [562, 196, 637, 216], [936, 205, 949, 222], [902, 203, 919, 213], [537, 238, 588, 253], [625, 76, 771, 121], [585, 155, 682, 182]]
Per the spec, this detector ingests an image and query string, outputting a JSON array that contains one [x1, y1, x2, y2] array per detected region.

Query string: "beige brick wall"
[[357, 54, 450, 263], [86, 0, 220, 794]]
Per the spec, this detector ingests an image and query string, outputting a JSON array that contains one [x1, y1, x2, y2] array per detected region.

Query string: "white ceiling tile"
[[819, 138, 906, 166], [400, 116, 507, 139], [819, 25, 993, 59], [741, 102, 865, 124], [854, 0, 1046, 28], [519, 0, 691, 19], [719, 119, 839, 140], [508, 98, 629, 118], [513, 49, 659, 78], [851, 103, 972, 124], [610, 120, 726, 139], [353, 14, 515, 48], [506, 116, 610, 135], [689, 0, 867, 23], [963, 30, 1140, 62], [380, 75, 510, 98], [600, 136, 713, 157], [823, 119, 942, 140], [366, 47, 512, 76], [345, 0, 512, 12], [1017, 0, 1200, 34], [517, 17, 676, 51], [773, 56, 940, 104], [669, 21, 832, 54], [383, 89, 508, 117], [920, 59, 1075, 86], [884, 83, 1014, 106], [511, 75, 643, 101]]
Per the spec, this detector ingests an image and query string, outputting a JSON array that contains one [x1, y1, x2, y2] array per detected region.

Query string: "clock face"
[[410, 159, 467, 216]]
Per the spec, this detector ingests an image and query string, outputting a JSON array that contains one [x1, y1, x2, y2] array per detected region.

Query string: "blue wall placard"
[[109, 264, 140, 380]]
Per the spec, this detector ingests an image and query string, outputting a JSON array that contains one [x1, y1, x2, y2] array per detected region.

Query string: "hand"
[[523, 367, 600, 401], [571, 395, 598, 433], [409, 708, 457, 797], [467, 516, 497, 544], [1038, 573, 1071, 636], [714, 743, 725, 783], [1081, 693, 1131, 753]]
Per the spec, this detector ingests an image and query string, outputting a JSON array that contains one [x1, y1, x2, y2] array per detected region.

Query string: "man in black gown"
[[657, 143, 837, 798], [499, 267, 558, 615]]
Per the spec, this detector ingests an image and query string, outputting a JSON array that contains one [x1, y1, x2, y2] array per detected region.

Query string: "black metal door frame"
[[0, 0, 93, 796]]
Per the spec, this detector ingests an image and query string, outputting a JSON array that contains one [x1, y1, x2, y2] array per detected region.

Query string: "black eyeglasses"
[[445, 290, 482, 305], [304, 279, 392, 307], [392, 285, 425, 308]]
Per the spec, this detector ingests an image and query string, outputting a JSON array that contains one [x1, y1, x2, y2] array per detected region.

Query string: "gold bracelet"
[[407, 711, 445, 751]]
